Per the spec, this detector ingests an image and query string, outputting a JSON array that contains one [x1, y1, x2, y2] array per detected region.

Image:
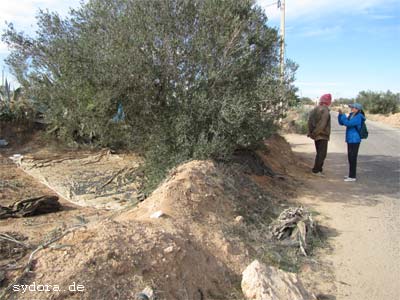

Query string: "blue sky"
[[1, 0, 399, 99], [260, 0, 400, 98]]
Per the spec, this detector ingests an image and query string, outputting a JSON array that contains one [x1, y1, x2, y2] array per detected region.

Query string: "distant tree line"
[[299, 97, 315, 106], [332, 97, 354, 106], [332, 90, 399, 114]]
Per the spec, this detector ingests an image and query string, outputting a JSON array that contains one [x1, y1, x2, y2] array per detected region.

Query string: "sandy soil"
[[365, 112, 400, 128], [0, 151, 105, 297]]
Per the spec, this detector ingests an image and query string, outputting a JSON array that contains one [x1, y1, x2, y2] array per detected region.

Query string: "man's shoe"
[[344, 177, 356, 182]]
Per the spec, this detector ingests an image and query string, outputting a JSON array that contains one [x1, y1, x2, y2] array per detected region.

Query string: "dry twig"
[[99, 167, 127, 189], [0, 234, 31, 249], [0, 224, 86, 300]]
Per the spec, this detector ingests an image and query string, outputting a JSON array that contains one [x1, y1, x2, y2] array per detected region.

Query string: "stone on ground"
[[241, 260, 316, 300]]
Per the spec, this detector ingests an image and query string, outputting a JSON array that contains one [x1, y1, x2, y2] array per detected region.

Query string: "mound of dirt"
[[2, 135, 308, 300], [7, 157, 286, 299], [259, 134, 297, 175], [4, 161, 242, 299], [23, 220, 234, 300]]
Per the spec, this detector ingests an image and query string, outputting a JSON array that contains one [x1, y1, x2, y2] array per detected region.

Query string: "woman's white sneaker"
[[312, 172, 325, 177], [344, 177, 356, 182]]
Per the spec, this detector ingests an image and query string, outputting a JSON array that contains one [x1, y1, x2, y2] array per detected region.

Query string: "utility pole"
[[277, 0, 286, 122], [278, 0, 285, 82]]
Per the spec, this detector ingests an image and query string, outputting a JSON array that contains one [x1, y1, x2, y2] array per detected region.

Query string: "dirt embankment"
[[1, 130, 310, 300]]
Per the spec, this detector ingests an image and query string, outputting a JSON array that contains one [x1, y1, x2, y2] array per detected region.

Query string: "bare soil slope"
[[1, 130, 309, 300], [9, 158, 285, 300]]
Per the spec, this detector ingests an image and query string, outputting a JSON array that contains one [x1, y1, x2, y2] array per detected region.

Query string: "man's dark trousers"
[[312, 139, 328, 173]]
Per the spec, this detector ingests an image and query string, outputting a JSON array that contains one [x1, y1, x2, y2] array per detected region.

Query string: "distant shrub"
[[357, 90, 399, 114], [0, 81, 35, 122], [286, 106, 310, 135], [332, 97, 354, 107], [299, 97, 315, 106], [295, 108, 310, 134]]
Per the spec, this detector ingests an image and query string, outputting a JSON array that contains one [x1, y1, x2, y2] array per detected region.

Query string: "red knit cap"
[[319, 93, 332, 106]]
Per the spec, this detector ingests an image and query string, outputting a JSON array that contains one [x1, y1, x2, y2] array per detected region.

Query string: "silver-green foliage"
[[356, 90, 399, 114], [3, 0, 293, 187], [0, 79, 31, 121]]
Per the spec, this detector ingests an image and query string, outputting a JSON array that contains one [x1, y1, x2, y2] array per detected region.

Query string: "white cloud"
[[0, 1, 85, 73], [0, 0, 84, 32], [0, 43, 9, 54], [257, 0, 397, 22]]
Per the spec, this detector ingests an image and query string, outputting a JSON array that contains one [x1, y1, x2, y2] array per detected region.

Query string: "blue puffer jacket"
[[338, 112, 366, 144]]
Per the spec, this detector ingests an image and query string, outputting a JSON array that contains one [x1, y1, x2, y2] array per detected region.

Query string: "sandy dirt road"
[[285, 113, 400, 300]]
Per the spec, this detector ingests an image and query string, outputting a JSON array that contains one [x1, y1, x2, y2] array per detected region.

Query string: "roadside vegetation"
[[283, 98, 313, 135], [333, 90, 399, 115], [0, 79, 35, 123], [288, 106, 310, 135], [1, 0, 299, 192]]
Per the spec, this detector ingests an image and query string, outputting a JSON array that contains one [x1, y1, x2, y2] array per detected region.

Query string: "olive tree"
[[3, 0, 295, 188]]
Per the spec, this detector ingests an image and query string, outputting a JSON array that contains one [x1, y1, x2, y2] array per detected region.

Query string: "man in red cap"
[[307, 93, 332, 176]]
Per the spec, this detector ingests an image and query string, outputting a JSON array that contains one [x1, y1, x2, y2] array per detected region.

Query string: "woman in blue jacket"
[[338, 103, 366, 182]]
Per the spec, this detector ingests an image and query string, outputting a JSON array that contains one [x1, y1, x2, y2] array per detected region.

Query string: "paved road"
[[286, 113, 400, 300]]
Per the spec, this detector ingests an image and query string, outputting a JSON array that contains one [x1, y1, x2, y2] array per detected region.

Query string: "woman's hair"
[[353, 109, 365, 116], [348, 109, 363, 119]]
